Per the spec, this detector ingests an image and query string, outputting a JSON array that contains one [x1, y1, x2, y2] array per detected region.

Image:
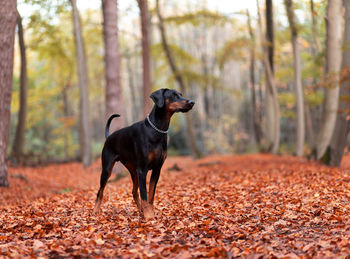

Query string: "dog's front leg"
[[148, 166, 161, 206], [137, 168, 155, 220]]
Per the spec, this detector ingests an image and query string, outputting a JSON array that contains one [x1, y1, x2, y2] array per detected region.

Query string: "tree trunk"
[[304, 102, 315, 147], [156, 0, 202, 158], [137, 0, 152, 117], [266, 0, 274, 72], [62, 83, 71, 160], [102, 0, 124, 133], [328, 0, 350, 166], [265, 0, 275, 149], [285, 0, 305, 156], [12, 10, 27, 163], [305, 0, 319, 148], [125, 52, 138, 122], [247, 9, 263, 146], [0, 0, 17, 187], [70, 0, 91, 167], [315, 0, 342, 160], [198, 53, 209, 151], [257, 0, 280, 154]]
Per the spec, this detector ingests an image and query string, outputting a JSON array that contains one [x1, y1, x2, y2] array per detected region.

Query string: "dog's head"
[[150, 88, 195, 113]]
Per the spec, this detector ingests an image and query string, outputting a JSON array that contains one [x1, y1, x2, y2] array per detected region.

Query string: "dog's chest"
[[147, 147, 167, 167]]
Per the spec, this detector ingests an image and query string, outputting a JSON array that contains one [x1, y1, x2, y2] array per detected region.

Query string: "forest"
[[0, 0, 350, 257]]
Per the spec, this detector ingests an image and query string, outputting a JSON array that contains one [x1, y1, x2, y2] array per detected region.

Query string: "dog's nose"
[[188, 100, 195, 106]]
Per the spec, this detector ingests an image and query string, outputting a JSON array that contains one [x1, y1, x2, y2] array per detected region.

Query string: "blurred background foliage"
[[9, 0, 329, 163]]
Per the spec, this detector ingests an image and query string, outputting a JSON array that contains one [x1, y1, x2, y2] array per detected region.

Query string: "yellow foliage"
[[299, 38, 310, 48]]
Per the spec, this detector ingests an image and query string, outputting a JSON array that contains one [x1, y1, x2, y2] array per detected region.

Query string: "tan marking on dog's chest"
[[148, 151, 157, 162], [148, 149, 166, 164]]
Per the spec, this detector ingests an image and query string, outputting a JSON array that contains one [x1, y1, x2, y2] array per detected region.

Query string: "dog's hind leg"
[[94, 149, 117, 214], [130, 169, 141, 213]]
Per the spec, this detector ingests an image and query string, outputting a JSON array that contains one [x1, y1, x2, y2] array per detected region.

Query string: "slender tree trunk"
[[304, 102, 314, 147], [137, 0, 152, 117], [70, 0, 91, 167], [156, 0, 202, 158], [315, 0, 342, 160], [198, 53, 208, 151], [247, 10, 263, 146], [0, 0, 17, 187], [305, 0, 319, 148], [12, 10, 27, 162], [285, 0, 305, 156], [125, 52, 138, 122], [265, 0, 275, 148], [257, 0, 280, 154], [200, 53, 209, 119], [266, 0, 274, 72], [328, 0, 350, 166], [62, 83, 71, 160], [102, 0, 124, 133]]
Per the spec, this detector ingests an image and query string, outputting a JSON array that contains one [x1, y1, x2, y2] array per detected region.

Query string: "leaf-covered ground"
[[1, 154, 350, 258]]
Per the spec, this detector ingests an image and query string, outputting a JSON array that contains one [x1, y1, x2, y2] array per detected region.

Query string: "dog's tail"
[[105, 114, 120, 139]]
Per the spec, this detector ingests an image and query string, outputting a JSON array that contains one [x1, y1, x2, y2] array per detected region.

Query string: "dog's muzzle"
[[179, 100, 195, 112]]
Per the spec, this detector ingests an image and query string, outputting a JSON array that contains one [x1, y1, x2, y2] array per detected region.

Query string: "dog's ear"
[[150, 89, 166, 108]]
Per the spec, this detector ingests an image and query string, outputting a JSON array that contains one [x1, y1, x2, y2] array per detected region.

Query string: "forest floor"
[[0, 154, 350, 258]]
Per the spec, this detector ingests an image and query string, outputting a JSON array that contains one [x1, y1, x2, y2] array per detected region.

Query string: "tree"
[[12, 10, 28, 162], [265, 0, 276, 150], [0, 0, 17, 187], [137, 0, 152, 117], [328, 0, 350, 166], [247, 10, 263, 146], [102, 0, 124, 131], [315, 0, 342, 160], [156, 0, 202, 158], [266, 0, 274, 72], [304, 0, 320, 148], [70, 0, 91, 166], [285, 0, 305, 156], [257, 0, 280, 154]]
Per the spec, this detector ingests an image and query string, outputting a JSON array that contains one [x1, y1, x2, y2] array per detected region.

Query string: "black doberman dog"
[[94, 88, 195, 220]]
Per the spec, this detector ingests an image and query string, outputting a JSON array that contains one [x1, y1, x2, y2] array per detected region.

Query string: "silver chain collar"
[[146, 115, 168, 134]]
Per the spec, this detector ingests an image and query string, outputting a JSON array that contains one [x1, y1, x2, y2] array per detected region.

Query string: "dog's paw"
[[141, 201, 155, 220], [143, 208, 155, 220], [93, 204, 101, 215]]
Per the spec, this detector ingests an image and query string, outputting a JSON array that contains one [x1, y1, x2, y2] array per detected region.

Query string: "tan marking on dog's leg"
[[93, 161, 115, 215], [94, 187, 105, 214], [132, 182, 141, 212], [148, 180, 156, 205]]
